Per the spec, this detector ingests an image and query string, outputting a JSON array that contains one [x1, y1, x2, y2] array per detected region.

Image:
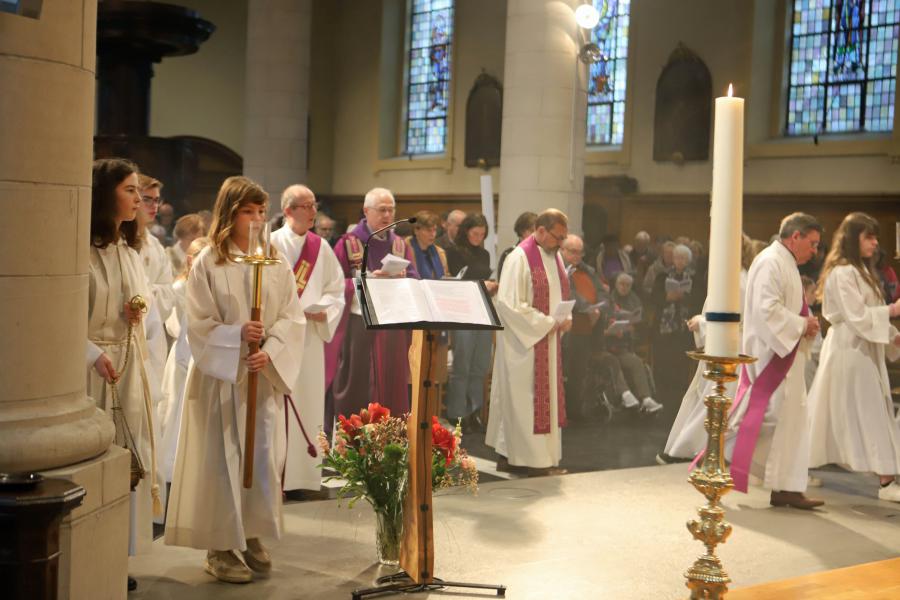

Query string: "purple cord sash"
[[728, 300, 809, 492], [281, 394, 317, 493], [520, 236, 570, 434]]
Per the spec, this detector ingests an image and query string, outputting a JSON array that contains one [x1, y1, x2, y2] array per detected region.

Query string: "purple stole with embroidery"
[[292, 232, 322, 300], [519, 235, 570, 434]]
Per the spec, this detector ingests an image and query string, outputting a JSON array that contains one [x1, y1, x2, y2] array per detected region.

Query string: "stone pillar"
[[0, 1, 114, 472], [244, 0, 312, 203], [497, 0, 587, 249]]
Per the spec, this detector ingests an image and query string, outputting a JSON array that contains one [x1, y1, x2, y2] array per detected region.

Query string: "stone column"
[[0, 0, 114, 473], [244, 0, 312, 203], [497, 0, 587, 249]]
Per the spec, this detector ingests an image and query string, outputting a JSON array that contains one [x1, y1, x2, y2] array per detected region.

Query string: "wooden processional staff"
[[237, 221, 280, 489]]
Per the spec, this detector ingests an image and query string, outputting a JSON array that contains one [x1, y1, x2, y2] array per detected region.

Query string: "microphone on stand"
[[361, 216, 417, 278]]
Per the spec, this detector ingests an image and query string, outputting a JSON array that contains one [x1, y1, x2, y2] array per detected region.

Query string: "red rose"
[[431, 416, 457, 465], [367, 402, 390, 424]]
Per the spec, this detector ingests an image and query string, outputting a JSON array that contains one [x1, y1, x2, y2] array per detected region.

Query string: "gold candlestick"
[[684, 351, 756, 599], [235, 254, 280, 488]]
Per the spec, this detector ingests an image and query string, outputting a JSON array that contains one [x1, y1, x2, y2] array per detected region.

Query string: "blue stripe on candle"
[[706, 312, 741, 323]]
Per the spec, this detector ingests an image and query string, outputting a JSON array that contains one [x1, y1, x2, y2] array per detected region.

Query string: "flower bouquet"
[[318, 402, 478, 565]]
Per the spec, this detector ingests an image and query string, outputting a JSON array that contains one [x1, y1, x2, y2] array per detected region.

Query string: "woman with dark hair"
[[445, 213, 497, 431], [808, 212, 900, 502], [87, 158, 159, 585], [407, 210, 448, 279], [165, 176, 305, 583]]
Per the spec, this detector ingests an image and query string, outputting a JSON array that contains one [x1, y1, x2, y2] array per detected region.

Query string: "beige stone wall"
[[0, 0, 114, 471], [150, 0, 248, 156]]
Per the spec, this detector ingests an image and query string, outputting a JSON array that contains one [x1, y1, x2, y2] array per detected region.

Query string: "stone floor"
[[130, 464, 900, 600]]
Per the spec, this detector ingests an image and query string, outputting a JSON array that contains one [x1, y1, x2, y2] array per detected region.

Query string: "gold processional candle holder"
[[235, 221, 280, 488], [684, 350, 756, 600]]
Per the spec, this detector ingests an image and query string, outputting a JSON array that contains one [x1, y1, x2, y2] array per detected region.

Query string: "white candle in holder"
[[705, 84, 744, 357]]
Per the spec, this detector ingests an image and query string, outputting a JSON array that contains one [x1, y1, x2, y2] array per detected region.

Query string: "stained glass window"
[[786, 0, 899, 135], [586, 0, 631, 146], [405, 0, 454, 155]]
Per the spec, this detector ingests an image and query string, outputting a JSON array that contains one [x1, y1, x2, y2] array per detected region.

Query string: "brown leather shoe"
[[770, 490, 825, 510]]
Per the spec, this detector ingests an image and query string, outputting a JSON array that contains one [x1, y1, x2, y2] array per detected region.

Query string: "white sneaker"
[[205, 550, 252, 584], [621, 390, 640, 409], [641, 397, 663, 413], [808, 475, 823, 487], [878, 481, 900, 502]]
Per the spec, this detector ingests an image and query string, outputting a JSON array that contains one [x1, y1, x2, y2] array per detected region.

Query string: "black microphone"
[[361, 216, 417, 278]]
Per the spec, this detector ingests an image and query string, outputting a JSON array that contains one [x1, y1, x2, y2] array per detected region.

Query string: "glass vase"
[[374, 508, 402, 566]]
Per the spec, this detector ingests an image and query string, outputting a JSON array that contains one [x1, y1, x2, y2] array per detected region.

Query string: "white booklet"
[[552, 300, 576, 324], [362, 278, 497, 327], [665, 277, 692, 294], [379, 253, 410, 276]]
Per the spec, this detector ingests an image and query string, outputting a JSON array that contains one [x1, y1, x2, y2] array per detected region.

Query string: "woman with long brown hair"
[[164, 176, 305, 583], [88, 158, 159, 591], [808, 212, 900, 501]]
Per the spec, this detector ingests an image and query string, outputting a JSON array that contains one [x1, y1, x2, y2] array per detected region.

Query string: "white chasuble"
[[485, 246, 563, 468], [725, 242, 809, 492], [86, 239, 157, 554], [808, 264, 900, 474], [165, 244, 305, 552], [270, 226, 345, 491]]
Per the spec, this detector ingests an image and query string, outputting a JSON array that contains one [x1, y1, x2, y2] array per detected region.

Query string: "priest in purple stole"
[[271, 185, 346, 493], [327, 187, 419, 422], [486, 209, 571, 475]]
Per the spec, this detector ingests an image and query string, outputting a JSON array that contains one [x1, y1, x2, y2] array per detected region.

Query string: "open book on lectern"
[[355, 277, 503, 330]]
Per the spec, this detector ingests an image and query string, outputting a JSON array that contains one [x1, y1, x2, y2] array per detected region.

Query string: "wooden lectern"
[[351, 277, 506, 599]]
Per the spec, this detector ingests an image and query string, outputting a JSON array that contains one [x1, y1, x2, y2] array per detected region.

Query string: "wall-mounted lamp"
[[575, 4, 600, 29]]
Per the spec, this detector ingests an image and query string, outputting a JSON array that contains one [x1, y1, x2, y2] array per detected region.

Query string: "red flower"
[[367, 402, 390, 424], [338, 414, 364, 439], [431, 416, 457, 465]]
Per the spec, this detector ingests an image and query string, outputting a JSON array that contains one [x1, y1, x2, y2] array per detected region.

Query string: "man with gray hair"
[[314, 213, 336, 246], [727, 212, 823, 509], [271, 184, 346, 495], [436, 209, 466, 249], [327, 187, 419, 422]]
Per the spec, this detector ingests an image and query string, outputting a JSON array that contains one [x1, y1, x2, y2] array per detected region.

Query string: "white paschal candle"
[[705, 84, 744, 357]]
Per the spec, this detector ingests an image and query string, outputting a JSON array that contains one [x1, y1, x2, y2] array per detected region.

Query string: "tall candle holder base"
[[684, 351, 755, 600]]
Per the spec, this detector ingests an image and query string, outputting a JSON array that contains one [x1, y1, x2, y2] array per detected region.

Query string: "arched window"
[[405, 0, 454, 155], [586, 0, 631, 146], [786, 0, 899, 135]]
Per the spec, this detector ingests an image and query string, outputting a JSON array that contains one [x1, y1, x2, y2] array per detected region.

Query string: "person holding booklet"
[[271, 184, 346, 496], [486, 209, 572, 476], [444, 213, 498, 432], [650, 243, 697, 400], [327, 187, 419, 421], [607, 273, 661, 413]]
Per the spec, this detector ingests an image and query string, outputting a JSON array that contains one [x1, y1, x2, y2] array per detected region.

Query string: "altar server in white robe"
[[726, 213, 824, 510], [158, 236, 210, 483], [165, 176, 306, 584], [808, 212, 900, 501], [660, 235, 753, 463], [137, 175, 177, 413], [270, 184, 345, 493], [486, 209, 572, 475], [87, 159, 161, 567]]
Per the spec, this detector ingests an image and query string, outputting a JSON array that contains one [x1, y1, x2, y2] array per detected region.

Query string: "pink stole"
[[519, 236, 570, 434], [729, 298, 809, 492]]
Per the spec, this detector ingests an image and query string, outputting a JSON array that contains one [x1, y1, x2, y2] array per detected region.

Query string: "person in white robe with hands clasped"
[[486, 209, 572, 476], [271, 184, 345, 494], [807, 212, 900, 501], [165, 176, 306, 584]]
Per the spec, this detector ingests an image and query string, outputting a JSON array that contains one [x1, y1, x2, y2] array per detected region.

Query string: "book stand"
[[351, 278, 506, 600]]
